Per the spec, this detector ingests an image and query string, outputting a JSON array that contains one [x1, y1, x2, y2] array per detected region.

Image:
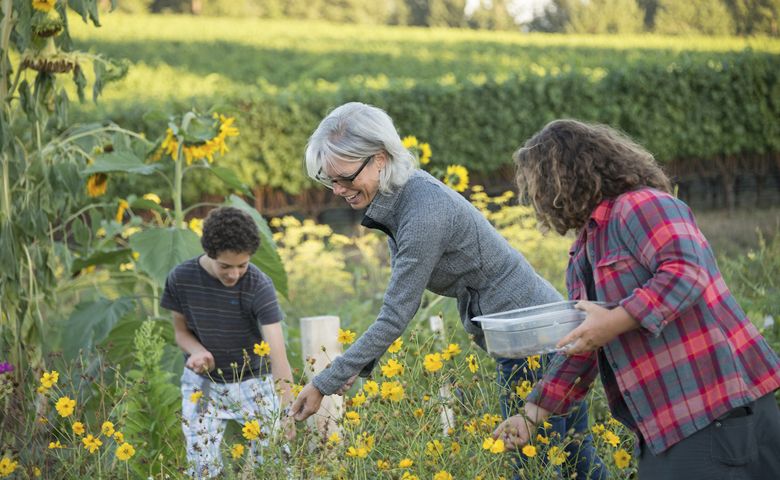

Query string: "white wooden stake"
[[430, 315, 456, 436], [299, 315, 344, 437]]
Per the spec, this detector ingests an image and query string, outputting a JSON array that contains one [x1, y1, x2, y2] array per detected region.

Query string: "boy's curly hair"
[[201, 206, 260, 258], [514, 119, 672, 235]]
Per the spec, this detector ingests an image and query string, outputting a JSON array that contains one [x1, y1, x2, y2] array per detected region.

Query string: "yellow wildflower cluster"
[[380, 358, 404, 378], [242, 419, 261, 440]]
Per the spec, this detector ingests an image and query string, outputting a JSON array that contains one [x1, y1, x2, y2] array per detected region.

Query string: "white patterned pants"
[[180, 367, 280, 479]]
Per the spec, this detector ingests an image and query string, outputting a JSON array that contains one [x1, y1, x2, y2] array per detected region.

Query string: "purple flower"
[[0, 362, 13, 374]]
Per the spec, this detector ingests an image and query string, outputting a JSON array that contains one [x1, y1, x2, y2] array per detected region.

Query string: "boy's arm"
[[171, 311, 214, 373], [261, 322, 294, 408]]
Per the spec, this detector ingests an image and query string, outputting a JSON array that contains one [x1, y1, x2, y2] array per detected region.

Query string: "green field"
[[68, 13, 780, 107]]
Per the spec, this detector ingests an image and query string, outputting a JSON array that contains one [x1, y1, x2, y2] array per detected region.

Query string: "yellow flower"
[[613, 448, 631, 469], [480, 413, 502, 429], [72, 422, 85, 435], [401, 135, 418, 149], [32, 0, 56, 13], [82, 434, 102, 453], [40, 370, 59, 388], [327, 432, 341, 444], [48, 440, 63, 449], [86, 173, 108, 197], [591, 423, 605, 435], [536, 434, 550, 445], [188, 218, 203, 237], [116, 442, 135, 461], [433, 471, 453, 480], [162, 114, 240, 165], [101, 421, 115, 437], [115, 199, 129, 223], [515, 380, 533, 400], [419, 142, 432, 165], [0, 457, 18, 477], [337, 328, 356, 345], [426, 440, 444, 456], [55, 396, 76, 417], [413, 408, 424, 418], [380, 381, 405, 402], [603, 430, 621, 447], [527, 355, 541, 370], [120, 226, 141, 239], [441, 343, 461, 360], [346, 446, 369, 458], [444, 165, 469, 192], [113, 431, 124, 443], [463, 420, 477, 434], [363, 380, 379, 396], [230, 443, 245, 459], [482, 437, 505, 454], [423, 353, 443, 373], [387, 337, 403, 353], [291, 384, 303, 396], [190, 390, 203, 403], [547, 446, 568, 466], [253, 341, 270, 357], [33, 466, 41, 477], [380, 359, 404, 378], [466, 354, 479, 373], [242, 420, 261, 440], [376, 459, 390, 470], [522, 444, 537, 457], [398, 458, 413, 468], [142, 193, 161, 204], [350, 391, 366, 408], [450, 441, 461, 454], [345, 410, 360, 426], [401, 473, 418, 480]]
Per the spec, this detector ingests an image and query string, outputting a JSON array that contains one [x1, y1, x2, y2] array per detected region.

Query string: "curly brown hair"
[[513, 119, 672, 235], [201, 206, 260, 258]]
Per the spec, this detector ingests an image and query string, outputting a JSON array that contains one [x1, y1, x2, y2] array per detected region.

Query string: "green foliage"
[[655, 0, 735, 35], [724, 0, 780, 36], [67, 16, 780, 198], [566, 0, 645, 34], [122, 320, 184, 478], [723, 230, 780, 319]]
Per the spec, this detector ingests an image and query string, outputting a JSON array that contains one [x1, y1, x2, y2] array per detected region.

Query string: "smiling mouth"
[[345, 193, 359, 201]]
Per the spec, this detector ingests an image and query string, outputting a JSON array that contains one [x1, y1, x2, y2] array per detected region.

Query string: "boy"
[[161, 206, 294, 478]]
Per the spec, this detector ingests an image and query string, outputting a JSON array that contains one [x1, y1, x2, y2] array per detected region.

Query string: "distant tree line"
[[113, 0, 778, 35]]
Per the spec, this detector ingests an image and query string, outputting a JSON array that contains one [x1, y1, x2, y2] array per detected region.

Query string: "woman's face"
[[323, 153, 385, 210]]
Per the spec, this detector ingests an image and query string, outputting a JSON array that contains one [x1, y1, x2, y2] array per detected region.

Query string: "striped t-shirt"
[[161, 256, 283, 383]]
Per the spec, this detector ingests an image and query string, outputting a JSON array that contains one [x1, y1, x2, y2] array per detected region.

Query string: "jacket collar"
[[360, 170, 424, 234]]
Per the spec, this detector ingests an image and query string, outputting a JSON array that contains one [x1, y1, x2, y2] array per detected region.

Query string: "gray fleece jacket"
[[312, 170, 562, 395]]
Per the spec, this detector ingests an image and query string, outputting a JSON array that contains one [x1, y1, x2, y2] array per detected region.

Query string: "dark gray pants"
[[639, 392, 780, 480]]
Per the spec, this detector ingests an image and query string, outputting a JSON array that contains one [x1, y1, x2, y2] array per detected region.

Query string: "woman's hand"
[[289, 383, 324, 422], [493, 403, 550, 450], [557, 301, 639, 355]]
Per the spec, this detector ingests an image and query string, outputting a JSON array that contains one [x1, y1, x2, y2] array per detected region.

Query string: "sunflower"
[[86, 173, 108, 197], [444, 165, 469, 192], [160, 114, 240, 166], [32, 0, 56, 13]]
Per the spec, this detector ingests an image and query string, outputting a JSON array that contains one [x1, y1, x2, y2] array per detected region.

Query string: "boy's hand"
[[186, 350, 215, 373]]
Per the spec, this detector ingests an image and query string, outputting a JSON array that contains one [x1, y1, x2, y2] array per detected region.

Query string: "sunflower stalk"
[[173, 140, 184, 229]]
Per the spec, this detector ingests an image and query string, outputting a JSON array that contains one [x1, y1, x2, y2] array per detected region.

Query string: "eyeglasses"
[[315, 155, 375, 189]]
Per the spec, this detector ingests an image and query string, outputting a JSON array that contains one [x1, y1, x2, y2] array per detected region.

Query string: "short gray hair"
[[305, 102, 416, 194]]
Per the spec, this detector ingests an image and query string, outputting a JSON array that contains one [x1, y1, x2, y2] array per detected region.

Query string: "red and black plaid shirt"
[[527, 188, 780, 454]]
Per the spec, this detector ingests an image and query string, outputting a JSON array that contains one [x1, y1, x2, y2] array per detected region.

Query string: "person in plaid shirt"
[[494, 119, 780, 479]]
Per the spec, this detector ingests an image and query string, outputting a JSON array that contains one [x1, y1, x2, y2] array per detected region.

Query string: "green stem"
[[174, 142, 184, 229], [0, 0, 14, 104], [0, 152, 10, 222]]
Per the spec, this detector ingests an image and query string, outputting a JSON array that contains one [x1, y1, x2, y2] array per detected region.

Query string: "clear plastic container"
[[473, 301, 593, 358]]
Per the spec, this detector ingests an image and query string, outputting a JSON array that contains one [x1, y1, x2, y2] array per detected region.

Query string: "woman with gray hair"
[[290, 102, 607, 479]]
